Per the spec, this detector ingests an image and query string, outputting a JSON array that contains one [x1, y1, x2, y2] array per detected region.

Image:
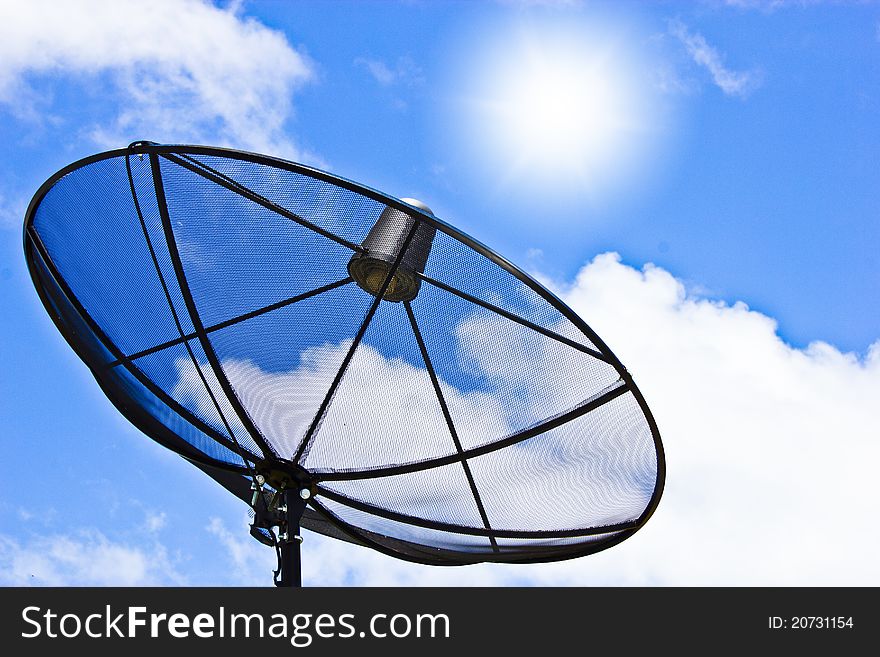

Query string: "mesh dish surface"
[[24, 143, 665, 565]]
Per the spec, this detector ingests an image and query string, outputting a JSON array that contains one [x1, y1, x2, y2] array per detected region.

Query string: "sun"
[[461, 23, 656, 200], [497, 55, 624, 170]]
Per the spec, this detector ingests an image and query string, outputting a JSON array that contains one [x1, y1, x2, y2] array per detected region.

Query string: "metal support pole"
[[276, 488, 307, 587]]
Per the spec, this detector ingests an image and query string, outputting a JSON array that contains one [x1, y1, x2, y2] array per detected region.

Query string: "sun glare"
[[498, 55, 624, 168], [459, 21, 661, 201]]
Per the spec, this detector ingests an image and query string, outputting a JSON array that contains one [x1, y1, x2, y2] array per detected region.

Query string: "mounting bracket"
[[276, 487, 308, 587]]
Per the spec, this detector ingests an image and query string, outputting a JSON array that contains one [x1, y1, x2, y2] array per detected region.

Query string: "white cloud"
[[0, 0, 315, 158], [145, 510, 167, 533], [669, 19, 761, 98], [0, 528, 186, 586], [354, 56, 424, 88], [206, 516, 276, 585], [301, 533, 513, 586], [553, 253, 879, 585], [0, 191, 25, 230], [721, 0, 825, 10], [355, 58, 397, 87], [494, 0, 586, 6], [651, 60, 697, 96]]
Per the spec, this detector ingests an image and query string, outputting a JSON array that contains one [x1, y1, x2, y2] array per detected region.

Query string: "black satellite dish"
[[23, 142, 664, 586]]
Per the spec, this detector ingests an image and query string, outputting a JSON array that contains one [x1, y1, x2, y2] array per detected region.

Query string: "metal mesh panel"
[[27, 182, 241, 468], [466, 390, 657, 532], [206, 282, 371, 459], [24, 144, 664, 567], [32, 157, 189, 354], [319, 496, 494, 554], [28, 237, 116, 368], [126, 155, 196, 337], [181, 153, 384, 249], [407, 279, 620, 451], [320, 462, 488, 529], [153, 156, 362, 327], [304, 299, 463, 471], [109, 359, 246, 467], [423, 229, 601, 352], [130, 339, 262, 460], [131, 341, 229, 435]]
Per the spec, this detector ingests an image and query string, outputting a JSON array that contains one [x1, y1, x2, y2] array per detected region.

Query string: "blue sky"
[[1, 0, 879, 586]]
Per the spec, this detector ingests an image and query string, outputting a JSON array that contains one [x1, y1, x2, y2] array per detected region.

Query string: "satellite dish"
[[23, 142, 664, 586]]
